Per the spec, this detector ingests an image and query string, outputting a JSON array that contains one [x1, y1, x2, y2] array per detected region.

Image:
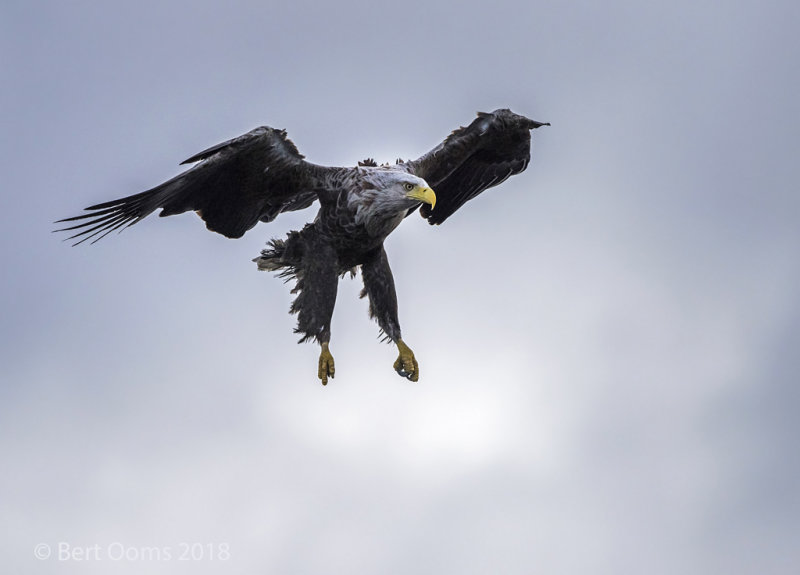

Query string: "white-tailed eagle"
[[56, 109, 549, 384]]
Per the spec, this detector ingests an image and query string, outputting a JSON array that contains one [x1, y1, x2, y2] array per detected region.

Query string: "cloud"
[[3, 0, 799, 573]]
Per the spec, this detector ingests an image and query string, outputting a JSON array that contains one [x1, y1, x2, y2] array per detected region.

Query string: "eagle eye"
[[403, 183, 415, 191]]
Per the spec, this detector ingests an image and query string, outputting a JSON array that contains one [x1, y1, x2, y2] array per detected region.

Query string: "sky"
[[3, 0, 799, 573]]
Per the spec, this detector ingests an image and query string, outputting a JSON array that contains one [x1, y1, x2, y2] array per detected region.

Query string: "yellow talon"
[[393, 339, 419, 382], [318, 343, 335, 385]]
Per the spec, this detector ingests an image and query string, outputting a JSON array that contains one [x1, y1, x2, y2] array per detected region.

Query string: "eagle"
[[56, 109, 549, 384]]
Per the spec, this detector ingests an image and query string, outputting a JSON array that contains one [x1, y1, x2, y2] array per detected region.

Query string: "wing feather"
[[404, 109, 548, 225], [55, 127, 337, 244]]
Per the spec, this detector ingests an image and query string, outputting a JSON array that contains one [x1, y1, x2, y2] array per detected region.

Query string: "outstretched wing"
[[403, 109, 549, 225], [56, 127, 338, 245]]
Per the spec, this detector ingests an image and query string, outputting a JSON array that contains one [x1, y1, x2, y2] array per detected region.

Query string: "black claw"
[[395, 367, 414, 380]]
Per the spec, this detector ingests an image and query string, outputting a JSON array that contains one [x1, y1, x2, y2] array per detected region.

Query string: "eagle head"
[[360, 169, 436, 211], [352, 169, 436, 234]]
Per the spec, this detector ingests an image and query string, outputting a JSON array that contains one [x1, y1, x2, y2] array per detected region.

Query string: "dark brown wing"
[[55, 127, 337, 245], [403, 109, 549, 225]]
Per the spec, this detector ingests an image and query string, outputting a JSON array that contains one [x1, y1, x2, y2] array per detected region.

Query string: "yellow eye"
[[404, 183, 415, 191]]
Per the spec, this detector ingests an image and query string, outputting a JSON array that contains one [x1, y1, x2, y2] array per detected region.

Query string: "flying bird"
[[56, 109, 549, 384]]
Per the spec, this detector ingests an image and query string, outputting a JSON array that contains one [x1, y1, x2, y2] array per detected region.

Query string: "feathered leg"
[[361, 246, 420, 381], [255, 229, 339, 385], [295, 240, 339, 385]]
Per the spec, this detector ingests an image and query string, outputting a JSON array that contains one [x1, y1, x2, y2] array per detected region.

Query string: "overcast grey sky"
[[3, 0, 799, 573]]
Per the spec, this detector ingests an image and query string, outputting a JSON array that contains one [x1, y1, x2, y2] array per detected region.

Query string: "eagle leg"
[[262, 228, 340, 385], [360, 246, 420, 381], [393, 339, 419, 382], [318, 342, 335, 385]]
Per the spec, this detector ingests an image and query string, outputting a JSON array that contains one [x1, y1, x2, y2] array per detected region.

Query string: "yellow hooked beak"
[[407, 186, 436, 210]]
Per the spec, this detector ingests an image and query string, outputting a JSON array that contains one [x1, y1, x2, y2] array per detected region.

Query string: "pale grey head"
[[350, 168, 436, 232]]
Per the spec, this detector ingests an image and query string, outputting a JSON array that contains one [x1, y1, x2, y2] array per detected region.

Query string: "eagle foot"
[[318, 343, 335, 385], [393, 339, 419, 382]]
